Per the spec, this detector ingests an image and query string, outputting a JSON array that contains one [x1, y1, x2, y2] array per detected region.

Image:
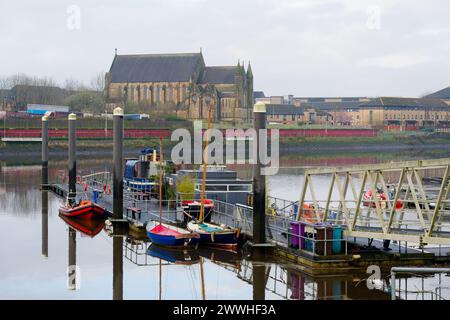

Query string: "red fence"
[[277, 128, 377, 137], [0, 129, 171, 139], [1, 128, 378, 139]]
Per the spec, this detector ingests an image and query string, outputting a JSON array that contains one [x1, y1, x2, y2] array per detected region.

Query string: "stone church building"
[[105, 51, 254, 122]]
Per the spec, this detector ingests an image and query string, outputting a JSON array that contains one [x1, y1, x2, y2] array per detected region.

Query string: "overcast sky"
[[1, 0, 449, 97]]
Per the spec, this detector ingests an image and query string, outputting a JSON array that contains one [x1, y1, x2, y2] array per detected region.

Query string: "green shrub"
[[176, 175, 195, 201]]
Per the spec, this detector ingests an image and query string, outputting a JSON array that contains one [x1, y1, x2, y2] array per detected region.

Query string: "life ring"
[[104, 184, 111, 195], [83, 182, 88, 192], [302, 203, 317, 223], [76, 175, 82, 184]]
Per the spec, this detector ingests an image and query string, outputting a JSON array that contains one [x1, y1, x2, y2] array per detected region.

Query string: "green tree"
[[64, 91, 104, 113]]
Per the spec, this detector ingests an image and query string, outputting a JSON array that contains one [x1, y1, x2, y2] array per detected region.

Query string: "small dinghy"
[[59, 200, 106, 219], [146, 220, 200, 248], [187, 221, 238, 251]]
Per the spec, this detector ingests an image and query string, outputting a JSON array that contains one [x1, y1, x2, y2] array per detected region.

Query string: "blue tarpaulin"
[[140, 147, 155, 155], [124, 160, 138, 178]]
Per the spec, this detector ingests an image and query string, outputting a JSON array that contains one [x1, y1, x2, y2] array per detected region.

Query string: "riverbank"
[[1, 134, 449, 161]]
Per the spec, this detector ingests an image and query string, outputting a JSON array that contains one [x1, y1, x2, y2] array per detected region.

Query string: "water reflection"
[[41, 189, 48, 258], [67, 227, 77, 290], [2, 158, 450, 299], [113, 237, 123, 300], [59, 215, 105, 238], [147, 244, 200, 265]]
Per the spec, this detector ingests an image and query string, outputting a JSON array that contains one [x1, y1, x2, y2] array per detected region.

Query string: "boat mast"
[[199, 107, 211, 223], [159, 136, 163, 225]]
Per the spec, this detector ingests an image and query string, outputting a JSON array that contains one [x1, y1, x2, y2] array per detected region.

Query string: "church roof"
[[109, 53, 203, 83], [199, 66, 237, 84], [424, 86, 450, 99]]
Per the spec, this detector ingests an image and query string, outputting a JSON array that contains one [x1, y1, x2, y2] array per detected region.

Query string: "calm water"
[[1, 150, 449, 300]]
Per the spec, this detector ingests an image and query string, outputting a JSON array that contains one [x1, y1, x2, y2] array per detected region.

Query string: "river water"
[[1, 149, 449, 300]]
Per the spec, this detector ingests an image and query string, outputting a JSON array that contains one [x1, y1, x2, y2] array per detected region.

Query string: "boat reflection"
[[58, 214, 106, 238], [147, 244, 200, 265]]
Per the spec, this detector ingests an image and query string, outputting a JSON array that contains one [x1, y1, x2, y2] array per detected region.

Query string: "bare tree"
[[90, 72, 106, 92]]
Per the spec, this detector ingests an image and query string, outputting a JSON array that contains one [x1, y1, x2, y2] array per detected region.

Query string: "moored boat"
[[146, 220, 200, 248], [59, 200, 106, 219], [181, 199, 214, 223], [187, 220, 238, 251]]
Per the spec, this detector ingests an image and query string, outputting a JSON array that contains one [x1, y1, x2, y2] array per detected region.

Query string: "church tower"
[[246, 62, 254, 122]]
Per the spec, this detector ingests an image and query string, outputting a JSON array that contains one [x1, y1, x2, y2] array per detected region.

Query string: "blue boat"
[[146, 220, 200, 248], [187, 221, 238, 251]]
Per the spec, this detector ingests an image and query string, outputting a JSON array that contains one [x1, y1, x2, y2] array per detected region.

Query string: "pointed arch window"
[[143, 85, 148, 100], [129, 85, 135, 101]]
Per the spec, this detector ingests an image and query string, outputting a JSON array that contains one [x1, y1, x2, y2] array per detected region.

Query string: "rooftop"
[[109, 52, 204, 83], [266, 104, 304, 115], [424, 86, 450, 99], [360, 97, 449, 109]]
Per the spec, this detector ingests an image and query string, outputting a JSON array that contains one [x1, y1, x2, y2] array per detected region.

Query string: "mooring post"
[[68, 113, 77, 206], [253, 102, 267, 244], [41, 115, 49, 186], [41, 115, 49, 258], [113, 107, 124, 219]]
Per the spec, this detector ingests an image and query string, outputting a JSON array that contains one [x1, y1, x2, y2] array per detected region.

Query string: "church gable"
[[109, 53, 204, 83]]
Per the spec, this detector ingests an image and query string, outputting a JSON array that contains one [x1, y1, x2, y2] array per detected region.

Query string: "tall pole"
[[113, 107, 124, 219], [41, 115, 49, 186], [41, 109, 49, 260], [159, 136, 163, 225], [199, 107, 211, 223], [68, 113, 77, 206], [253, 102, 266, 244]]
